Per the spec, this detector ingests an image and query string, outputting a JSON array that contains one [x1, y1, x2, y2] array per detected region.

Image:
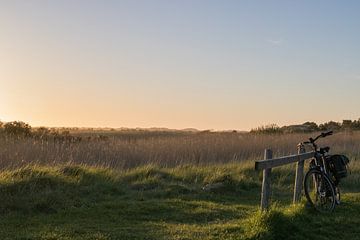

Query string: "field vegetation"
[[0, 120, 360, 239], [1, 121, 360, 170], [0, 162, 360, 239]]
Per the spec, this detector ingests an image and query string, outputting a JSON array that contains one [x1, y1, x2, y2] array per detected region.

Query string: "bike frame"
[[303, 131, 342, 212], [306, 131, 336, 186]]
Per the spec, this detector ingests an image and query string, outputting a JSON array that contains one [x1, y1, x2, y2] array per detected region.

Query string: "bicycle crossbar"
[[254, 146, 315, 210]]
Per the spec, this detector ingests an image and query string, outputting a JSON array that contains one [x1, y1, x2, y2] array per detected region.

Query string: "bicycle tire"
[[304, 168, 336, 212]]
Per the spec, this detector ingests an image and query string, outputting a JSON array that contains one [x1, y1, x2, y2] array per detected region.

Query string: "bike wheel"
[[304, 169, 336, 213]]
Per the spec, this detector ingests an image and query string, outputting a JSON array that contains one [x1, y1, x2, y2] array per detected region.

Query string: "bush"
[[319, 121, 341, 131], [4, 121, 32, 137], [250, 124, 282, 134], [32, 127, 51, 139]]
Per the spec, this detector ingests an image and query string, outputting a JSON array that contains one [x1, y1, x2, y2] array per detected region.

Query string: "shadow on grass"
[[245, 194, 360, 240], [0, 165, 262, 239], [1, 165, 360, 239]]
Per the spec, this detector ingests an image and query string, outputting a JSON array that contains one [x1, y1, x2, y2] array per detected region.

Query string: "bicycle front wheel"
[[304, 169, 336, 213]]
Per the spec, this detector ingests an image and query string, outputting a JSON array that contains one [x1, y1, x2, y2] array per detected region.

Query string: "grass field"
[[1, 130, 360, 169], [1, 159, 359, 240], [1, 131, 360, 239]]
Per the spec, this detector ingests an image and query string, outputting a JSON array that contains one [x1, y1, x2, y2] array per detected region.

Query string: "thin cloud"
[[267, 39, 284, 46]]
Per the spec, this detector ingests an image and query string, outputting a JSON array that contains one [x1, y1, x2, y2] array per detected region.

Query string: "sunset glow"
[[1, 1, 360, 130]]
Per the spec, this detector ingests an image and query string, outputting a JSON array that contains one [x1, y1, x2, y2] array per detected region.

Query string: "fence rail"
[[254, 144, 315, 210]]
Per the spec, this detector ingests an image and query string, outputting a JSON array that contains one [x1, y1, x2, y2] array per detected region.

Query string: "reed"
[[0, 131, 359, 170]]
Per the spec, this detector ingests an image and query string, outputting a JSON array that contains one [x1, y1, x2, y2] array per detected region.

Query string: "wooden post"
[[293, 143, 305, 203], [260, 149, 272, 210]]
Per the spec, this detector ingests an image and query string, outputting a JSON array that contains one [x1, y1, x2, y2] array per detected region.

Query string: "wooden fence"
[[254, 144, 314, 210]]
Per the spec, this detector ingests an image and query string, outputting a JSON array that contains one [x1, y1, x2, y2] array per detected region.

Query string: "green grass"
[[0, 162, 359, 239]]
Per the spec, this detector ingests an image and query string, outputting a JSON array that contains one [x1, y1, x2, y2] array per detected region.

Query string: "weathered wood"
[[255, 151, 314, 170], [255, 145, 315, 209], [260, 149, 272, 210], [293, 144, 306, 203]]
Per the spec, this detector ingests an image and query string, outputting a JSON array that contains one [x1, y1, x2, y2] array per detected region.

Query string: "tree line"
[[2, 119, 360, 137], [251, 119, 360, 134], [0, 121, 108, 142]]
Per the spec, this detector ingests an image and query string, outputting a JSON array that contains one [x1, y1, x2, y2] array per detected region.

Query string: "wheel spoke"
[[304, 169, 336, 212]]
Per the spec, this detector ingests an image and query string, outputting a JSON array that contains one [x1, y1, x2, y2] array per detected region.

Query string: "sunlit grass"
[[0, 162, 359, 239], [0, 131, 359, 239], [1, 131, 360, 169]]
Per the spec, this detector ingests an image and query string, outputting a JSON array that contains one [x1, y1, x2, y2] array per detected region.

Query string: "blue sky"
[[1, 1, 360, 130]]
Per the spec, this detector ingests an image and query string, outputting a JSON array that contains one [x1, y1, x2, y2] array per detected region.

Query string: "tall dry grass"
[[0, 131, 359, 170]]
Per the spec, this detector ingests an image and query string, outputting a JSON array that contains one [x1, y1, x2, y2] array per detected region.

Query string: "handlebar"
[[305, 131, 333, 144], [302, 131, 334, 152], [321, 131, 333, 138]]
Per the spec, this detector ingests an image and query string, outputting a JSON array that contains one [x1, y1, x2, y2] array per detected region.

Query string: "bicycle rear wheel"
[[304, 169, 336, 212]]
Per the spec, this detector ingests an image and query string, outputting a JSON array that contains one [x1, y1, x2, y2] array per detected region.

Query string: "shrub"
[[4, 121, 32, 137], [250, 124, 282, 134], [318, 121, 341, 131]]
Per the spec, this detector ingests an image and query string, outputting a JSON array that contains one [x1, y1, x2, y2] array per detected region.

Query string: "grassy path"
[[0, 164, 359, 239]]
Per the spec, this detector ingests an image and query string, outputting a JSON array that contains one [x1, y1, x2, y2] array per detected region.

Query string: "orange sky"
[[1, 1, 360, 130]]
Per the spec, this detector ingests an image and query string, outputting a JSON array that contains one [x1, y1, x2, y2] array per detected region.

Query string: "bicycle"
[[302, 131, 349, 213]]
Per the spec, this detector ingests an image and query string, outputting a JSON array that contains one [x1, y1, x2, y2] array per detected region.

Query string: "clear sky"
[[1, 1, 360, 130]]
